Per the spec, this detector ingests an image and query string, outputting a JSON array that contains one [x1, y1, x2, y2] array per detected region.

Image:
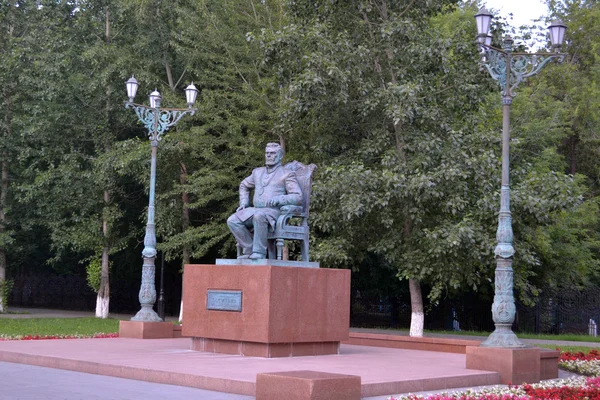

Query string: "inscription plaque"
[[206, 290, 243, 312]]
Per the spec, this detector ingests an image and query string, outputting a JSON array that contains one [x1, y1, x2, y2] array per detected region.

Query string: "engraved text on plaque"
[[206, 290, 243, 312]]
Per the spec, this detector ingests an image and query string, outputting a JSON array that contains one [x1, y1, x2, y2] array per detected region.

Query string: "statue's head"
[[265, 142, 283, 167]]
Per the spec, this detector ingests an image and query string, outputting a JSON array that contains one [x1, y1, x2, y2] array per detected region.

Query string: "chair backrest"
[[284, 160, 317, 217]]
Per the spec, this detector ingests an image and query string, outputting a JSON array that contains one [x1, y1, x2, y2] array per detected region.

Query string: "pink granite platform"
[[0, 337, 499, 397]]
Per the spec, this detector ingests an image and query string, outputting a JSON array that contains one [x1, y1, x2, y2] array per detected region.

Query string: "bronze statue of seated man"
[[226, 143, 302, 259]]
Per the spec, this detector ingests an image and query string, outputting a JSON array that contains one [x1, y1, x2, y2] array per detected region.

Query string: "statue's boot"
[[237, 247, 252, 259], [249, 252, 266, 259]]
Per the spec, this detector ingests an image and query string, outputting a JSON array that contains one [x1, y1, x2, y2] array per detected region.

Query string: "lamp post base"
[[480, 324, 526, 348], [466, 346, 541, 384], [119, 320, 174, 339], [131, 256, 161, 322], [131, 305, 163, 322]]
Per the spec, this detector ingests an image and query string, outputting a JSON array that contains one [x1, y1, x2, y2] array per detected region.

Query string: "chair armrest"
[[280, 205, 303, 214]]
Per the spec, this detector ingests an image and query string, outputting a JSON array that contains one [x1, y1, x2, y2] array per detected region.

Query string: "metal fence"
[[514, 286, 600, 334], [8, 271, 600, 335], [350, 285, 600, 335], [8, 272, 183, 316], [10, 274, 96, 311]]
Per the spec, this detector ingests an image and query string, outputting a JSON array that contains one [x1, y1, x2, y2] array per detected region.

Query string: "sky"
[[482, 0, 549, 28], [479, 0, 551, 49]]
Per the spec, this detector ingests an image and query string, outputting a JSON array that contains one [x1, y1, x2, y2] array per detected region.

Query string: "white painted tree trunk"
[[95, 244, 110, 319], [96, 292, 109, 318], [179, 162, 190, 324], [409, 278, 424, 337], [95, 11, 111, 321]]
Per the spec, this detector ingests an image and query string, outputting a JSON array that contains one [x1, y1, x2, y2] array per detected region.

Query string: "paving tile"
[[0, 338, 499, 398]]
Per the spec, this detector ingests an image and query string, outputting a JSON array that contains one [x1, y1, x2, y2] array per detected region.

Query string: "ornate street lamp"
[[474, 8, 567, 347], [125, 77, 198, 322]]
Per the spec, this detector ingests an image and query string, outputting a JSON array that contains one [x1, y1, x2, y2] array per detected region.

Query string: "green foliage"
[[85, 257, 112, 293], [524, 199, 600, 288], [503, 1, 600, 300], [0, 317, 119, 337], [140, 0, 285, 262], [0, 279, 13, 312], [258, 0, 599, 307], [0, 0, 598, 318], [256, 3, 478, 297]]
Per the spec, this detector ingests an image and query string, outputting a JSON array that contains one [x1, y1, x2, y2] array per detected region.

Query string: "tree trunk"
[[96, 189, 110, 318], [394, 121, 421, 336], [371, 2, 426, 337], [364, 1, 427, 336], [96, 5, 111, 319], [569, 134, 578, 175], [179, 162, 191, 322], [403, 213, 423, 336], [408, 278, 424, 337], [279, 135, 285, 154], [166, 63, 175, 91]]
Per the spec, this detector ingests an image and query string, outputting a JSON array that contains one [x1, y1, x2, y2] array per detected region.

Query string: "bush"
[[0, 279, 14, 312]]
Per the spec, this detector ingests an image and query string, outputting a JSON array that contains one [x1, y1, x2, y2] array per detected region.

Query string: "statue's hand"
[[266, 197, 280, 207], [236, 205, 247, 212]]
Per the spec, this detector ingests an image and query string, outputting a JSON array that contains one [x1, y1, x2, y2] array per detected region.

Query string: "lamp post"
[[474, 8, 567, 347], [125, 76, 198, 322]]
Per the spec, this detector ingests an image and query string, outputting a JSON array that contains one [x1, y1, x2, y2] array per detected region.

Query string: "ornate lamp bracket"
[[125, 102, 196, 141], [479, 43, 566, 97]]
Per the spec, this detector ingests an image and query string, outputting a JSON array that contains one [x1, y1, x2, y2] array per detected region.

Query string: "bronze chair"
[[266, 161, 316, 261]]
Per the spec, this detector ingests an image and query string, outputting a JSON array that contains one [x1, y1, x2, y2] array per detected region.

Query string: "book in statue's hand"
[[235, 207, 254, 222]]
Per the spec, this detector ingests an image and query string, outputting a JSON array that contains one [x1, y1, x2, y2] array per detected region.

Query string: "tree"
[[258, 0, 589, 335], [114, 0, 285, 319], [0, 1, 82, 312], [497, 0, 600, 295], [11, 0, 142, 318]]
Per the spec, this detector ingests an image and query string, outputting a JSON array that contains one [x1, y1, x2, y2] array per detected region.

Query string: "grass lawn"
[[423, 329, 600, 343], [536, 344, 599, 353], [0, 317, 120, 337]]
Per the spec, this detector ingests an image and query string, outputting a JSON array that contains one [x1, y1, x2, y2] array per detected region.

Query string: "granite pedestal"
[[466, 346, 541, 384], [182, 263, 351, 357], [256, 371, 361, 400], [118, 321, 175, 339]]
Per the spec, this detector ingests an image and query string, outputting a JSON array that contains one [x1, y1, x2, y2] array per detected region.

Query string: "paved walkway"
[[0, 361, 252, 400], [0, 359, 580, 400], [1, 307, 598, 399], [0, 307, 247, 399]]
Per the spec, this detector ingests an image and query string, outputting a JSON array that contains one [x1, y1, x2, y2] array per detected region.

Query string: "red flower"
[[0, 333, 119, 341], [557, 347, 600, 362]]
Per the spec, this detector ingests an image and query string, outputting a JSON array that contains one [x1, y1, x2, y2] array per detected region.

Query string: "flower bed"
[[0, 333, 118, 341], [388, 348, 600, 400], [389, 377, 600, 399], [559, 348, 600, 377]]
